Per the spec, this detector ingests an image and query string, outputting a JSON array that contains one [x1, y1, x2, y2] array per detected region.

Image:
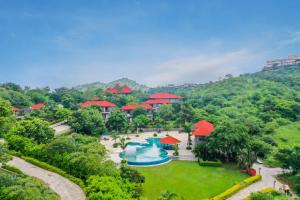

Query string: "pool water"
[[119, 138, 170, 166]]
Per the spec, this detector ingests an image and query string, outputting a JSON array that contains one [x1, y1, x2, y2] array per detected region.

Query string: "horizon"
[[1, 0, 300, 88]]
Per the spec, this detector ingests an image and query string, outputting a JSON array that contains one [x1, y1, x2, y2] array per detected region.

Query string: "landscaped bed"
[[134, 160, 248, 200]]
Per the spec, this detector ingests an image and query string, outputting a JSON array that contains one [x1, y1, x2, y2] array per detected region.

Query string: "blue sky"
[[1, 0, 300, 88]]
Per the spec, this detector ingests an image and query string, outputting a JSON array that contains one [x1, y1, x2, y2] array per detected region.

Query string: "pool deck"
[[100, 131, 196, 164]]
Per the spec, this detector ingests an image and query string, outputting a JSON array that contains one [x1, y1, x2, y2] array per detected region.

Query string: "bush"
[[199, 159, 222, 167], [243, 188, 275, 200], [295, 173, 300, 195], [211, 175, 262, 200], [112, 143, 119, 148], [21, 156, 86, 191], [153, 133, 157, 137]]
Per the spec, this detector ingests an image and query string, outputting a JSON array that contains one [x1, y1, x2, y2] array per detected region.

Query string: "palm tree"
[[183, 122, 193, 150], [111, 131, 119, 144], [119, 137, 127, 150]]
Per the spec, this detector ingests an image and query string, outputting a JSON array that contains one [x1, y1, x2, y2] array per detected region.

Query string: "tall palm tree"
[[183, 122, 193, 149]]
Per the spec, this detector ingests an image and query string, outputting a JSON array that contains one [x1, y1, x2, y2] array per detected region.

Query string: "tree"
[[54, 108, 72, 121], [106, 108, 128, 133], [111, 131, 119, 144], [275, 147, 300, 172], [86, 176, 136, 200], [0, 100, 15, 137], [71, 108, 106, 135], [132, 115, 150, 133], [10, 118, 54, 144], [237, 148, 257, 169], [119, 137, 127, 150], [61, 94, 74, 109], [156, 104, 175, 122], [163, 122, 173, 135], [132, 107, 147, 119], [183, 122, 193, 149], [0, 144, 10, 164]]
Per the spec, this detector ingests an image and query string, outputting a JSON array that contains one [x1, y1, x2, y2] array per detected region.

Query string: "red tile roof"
[[80, 101, 116, 108], [149, 93, 183, 99], [31, 103, 45, 110], [120, 84, 133, 94], [121, 104, 153, 111], [160, 136, 181, 144], [144, 99, 171, 105], [192, 120, 214, 137], [105, 87, 117, 94]]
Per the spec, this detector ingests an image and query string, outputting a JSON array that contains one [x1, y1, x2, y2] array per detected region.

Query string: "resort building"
[[121, 104, 153, 121], [148, 92, 183, 103], [80, 100, 116, 119], [160, 135, 181, 150], [105, 83, 133, 94], [143, 99, 171, 110], [263, 55, 300, 71], [192, 120, 214, 144]]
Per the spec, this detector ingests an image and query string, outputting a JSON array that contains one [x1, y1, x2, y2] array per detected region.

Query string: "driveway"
[[8, 157, 85, 200]]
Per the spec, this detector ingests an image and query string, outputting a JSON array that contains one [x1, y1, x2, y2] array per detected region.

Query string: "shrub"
[[295, 173, 300, 195], [113, 143, 119, 148], [153, 133, 158, 137], [21, 156, 86, 191], [243, 188, 275, 200], [2, 164, 24, 175], [199, 159, 222, 167], [211, 175, 262, 200]]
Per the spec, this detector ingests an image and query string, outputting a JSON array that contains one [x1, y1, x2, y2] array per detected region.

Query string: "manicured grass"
[[273, 122, 300, 148], [134, 161, 248, 200]]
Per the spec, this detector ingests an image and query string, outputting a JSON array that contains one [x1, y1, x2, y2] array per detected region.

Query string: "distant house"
[[80, 100, 116, 119], [192, 120, 214, 144], [31, 103, 45, 110], [143, 99, 171, 110], [263, 55, 300, 70], [105, 83, 133, 94], [148, 92, 183, 103], [12, 107, 21, 115], [121, 104, 153, 121]]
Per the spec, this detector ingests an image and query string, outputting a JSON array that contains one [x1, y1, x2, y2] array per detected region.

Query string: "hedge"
[[210, 175, 262, 200], [243, 188, 275, 200], [199, 159, 222, 167], [2, 163, 25, 175], [21, 156, 86, 192]]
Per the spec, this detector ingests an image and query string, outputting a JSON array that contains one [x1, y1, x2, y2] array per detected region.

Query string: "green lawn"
[[134, 161, 248, 200], [273, 122, 300, 148]]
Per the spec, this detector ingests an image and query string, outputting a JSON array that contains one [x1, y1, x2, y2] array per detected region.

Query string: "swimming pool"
[[119, 138, 170, 166]]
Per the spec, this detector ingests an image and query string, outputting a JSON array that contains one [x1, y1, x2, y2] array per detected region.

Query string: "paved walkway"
[[228, 163, 291, 200], [8, 157, 85, 200]]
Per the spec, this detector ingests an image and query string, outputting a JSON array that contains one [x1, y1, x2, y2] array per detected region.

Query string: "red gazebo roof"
[[80, 101, 116, 108], [144, 99, 171, 104], [160, 136, 181, 145], [120, 84, 133, 94], [105, 87, 117, 94], [149, 92, 183, 99], [31, 103, 45, 110], [192, 120, 214, 137], [121, 104, 153, 111]]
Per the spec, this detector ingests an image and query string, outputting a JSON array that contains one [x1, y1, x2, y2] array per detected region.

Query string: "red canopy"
[[80, 101, 116, 108], [192, 120, 214, 137], [120, 84, 133, 94], [160, 136, 181, 145]]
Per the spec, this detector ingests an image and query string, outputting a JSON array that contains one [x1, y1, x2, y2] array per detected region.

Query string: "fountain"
[[119, 138, 170, 166]]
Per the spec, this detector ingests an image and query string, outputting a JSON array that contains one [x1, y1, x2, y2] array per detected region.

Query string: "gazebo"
[[192, 120, 214, 144], [160, 136, 181, 150]]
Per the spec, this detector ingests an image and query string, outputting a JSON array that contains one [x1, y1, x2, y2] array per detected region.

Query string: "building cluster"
[[263, 55, 300, 71], [80, 91, 183, 121]]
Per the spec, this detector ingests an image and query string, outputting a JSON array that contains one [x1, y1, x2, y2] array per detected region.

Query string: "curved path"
[[8, 157, 85, 200], [228, 163, 290, 200]]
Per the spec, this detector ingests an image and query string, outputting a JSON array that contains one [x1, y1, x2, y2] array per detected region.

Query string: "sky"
[[1, 0, 300, 88]]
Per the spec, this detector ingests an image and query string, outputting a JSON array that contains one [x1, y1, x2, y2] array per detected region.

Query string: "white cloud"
[[145, 49, 258, 86]]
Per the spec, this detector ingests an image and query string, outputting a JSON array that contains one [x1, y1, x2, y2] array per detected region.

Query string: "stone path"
[[8, 157, 85, 200], [228, 163, 291, 200]]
